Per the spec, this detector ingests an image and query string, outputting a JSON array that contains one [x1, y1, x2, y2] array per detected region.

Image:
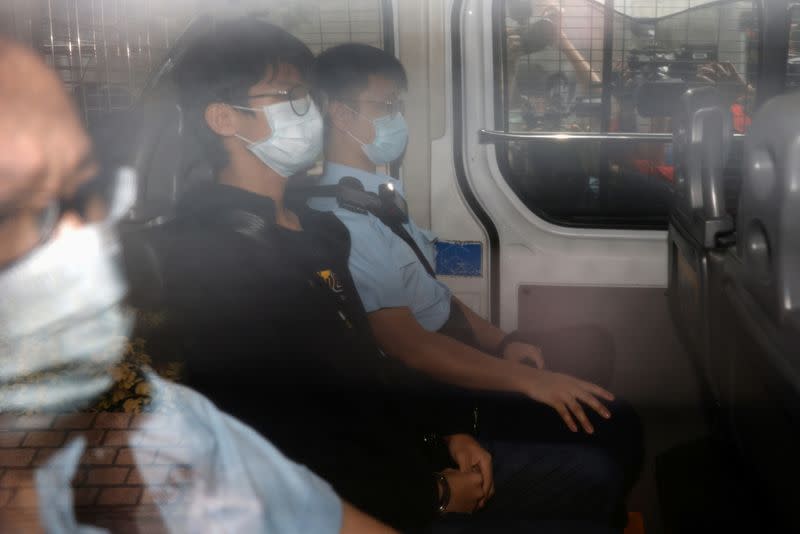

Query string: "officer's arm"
[[451, 297, 506, 353], [368, 306, 535, 394], [368, 306, 614, 434]]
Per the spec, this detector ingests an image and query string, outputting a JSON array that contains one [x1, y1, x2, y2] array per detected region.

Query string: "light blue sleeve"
[[149, 380, 344, 534], [218, 412, 344, 534], [337, 211, 416, 313], [35, 378, 345, 534], [336, 210, 452, 330]]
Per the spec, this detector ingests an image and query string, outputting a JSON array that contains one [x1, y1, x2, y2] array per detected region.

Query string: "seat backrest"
[[709, 92, 800, 529], [735, 91, 800, 331], [671, 86, 733, 248], [115, 16, 216, 307]]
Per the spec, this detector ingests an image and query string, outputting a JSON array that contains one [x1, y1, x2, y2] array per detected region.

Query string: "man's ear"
[[327, 100, 356, 131], [204, 103, 238, 137]]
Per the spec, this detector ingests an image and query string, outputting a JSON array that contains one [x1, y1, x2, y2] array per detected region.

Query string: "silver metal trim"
[[479, 129, 746, 143]]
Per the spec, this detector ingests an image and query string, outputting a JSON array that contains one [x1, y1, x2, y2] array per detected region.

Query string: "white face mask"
[[342, 104, 409, 165], [235, 97, 323, 178], [0, 169, 136, 412]]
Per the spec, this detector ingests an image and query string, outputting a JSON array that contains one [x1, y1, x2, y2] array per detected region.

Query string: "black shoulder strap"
[[380, 217, 437, 279], [295, 183, 438, 279]]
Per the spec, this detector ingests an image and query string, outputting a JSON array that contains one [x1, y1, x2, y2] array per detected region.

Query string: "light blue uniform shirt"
[[308, 162, 452, 332], [34, 374, 343, 534]]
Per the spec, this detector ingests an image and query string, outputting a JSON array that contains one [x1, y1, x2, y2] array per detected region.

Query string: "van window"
[[498, 0, 758, 229], [0, 0, 390, 128]]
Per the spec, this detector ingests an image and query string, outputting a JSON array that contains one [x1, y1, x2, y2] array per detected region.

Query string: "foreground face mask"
[[0, 169, 136, 412], [235, 97, 324, 178]]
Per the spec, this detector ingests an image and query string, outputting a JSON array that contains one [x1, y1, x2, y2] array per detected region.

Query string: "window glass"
[[500, 0, 758, 228], [0, 0, 388, 128]]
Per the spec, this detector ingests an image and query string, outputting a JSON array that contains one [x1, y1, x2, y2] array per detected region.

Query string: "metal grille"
[[506, 0, 758, 133], [0, 0, 386, 127]]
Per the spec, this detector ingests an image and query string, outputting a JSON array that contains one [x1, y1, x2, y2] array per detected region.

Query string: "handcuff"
[[433, 472, 450, 515]]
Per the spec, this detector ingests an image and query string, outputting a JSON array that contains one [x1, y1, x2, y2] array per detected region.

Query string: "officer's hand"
[[444, 434, 495, 509], [503, 341, 545, 369], [441, 468, 484, 514], [521, 369, 614, 434]]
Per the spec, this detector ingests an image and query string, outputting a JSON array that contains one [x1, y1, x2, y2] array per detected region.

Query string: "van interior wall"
[[397, 0, 434, 229], [517, 284, 706, 533]]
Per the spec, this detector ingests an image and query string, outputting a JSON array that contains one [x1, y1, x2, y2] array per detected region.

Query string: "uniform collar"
[[319, 162, 404, 197]]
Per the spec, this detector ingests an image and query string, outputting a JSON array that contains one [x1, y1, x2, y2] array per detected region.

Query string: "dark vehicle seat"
[[713, 91, 800, 530], [103, 17, 216, 310]]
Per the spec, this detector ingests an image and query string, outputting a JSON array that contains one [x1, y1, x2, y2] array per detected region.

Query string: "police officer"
[[309, 43, 643, 529]]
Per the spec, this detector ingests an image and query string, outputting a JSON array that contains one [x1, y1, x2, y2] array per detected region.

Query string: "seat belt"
[[380, 217, 437, 279]]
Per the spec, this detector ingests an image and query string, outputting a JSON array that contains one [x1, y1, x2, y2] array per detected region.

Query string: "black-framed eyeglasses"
[[247, 84, 311, 116], [344, 97, 405, 117]]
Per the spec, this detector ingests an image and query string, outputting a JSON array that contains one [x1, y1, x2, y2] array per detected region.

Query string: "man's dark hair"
[[313, 43, 408, 106], [175, 18, 314, 173]]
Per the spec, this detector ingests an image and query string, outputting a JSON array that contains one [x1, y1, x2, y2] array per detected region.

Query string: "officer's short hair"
[[175, 18, 314, 173], [313, 43, 408, 107]]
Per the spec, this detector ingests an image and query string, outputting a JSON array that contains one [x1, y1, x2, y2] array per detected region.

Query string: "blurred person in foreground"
[[0, 36, 395, 534]]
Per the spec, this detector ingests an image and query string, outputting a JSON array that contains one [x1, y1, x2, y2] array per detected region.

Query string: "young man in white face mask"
[[0, 36, 395, 534], [309, 43, 644, 530]]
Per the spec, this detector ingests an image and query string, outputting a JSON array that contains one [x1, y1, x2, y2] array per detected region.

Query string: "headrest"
[[737, 92, 800, 330], [97, 15, 217, 224]]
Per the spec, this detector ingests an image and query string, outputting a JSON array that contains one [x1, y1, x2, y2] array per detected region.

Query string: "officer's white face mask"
[[0, 169, 136, 412], [235, 97, 324, 178], [342, 104, 409, 165]]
